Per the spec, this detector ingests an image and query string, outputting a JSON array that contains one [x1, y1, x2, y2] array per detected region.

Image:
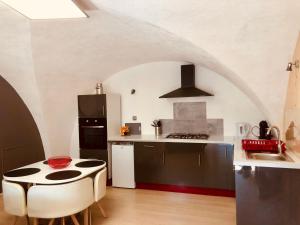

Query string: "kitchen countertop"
[[109, 135, 300, 169], [108, 134, 235, 144]]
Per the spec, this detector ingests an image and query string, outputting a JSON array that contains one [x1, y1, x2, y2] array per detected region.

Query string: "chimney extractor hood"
[[159, 64, 213, 98]]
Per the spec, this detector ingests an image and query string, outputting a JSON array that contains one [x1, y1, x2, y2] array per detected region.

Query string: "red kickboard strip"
[[136, 183, 235, 197]]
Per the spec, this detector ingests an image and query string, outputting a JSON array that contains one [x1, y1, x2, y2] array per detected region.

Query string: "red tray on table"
[[242, 139, 286, 153]]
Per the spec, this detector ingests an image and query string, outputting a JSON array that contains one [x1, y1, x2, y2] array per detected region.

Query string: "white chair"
[[93, 168, 107, 217], [27, 177, 94, 225], [2, 180, 28, 225]]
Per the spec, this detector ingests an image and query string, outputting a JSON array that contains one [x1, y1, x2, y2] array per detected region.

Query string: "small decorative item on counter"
[[120, 125, 129, 136], [286, 121, 295, 140], [151, 120, 161, 136], [96, 83, 104, 95], [47, 156, 72, 169]]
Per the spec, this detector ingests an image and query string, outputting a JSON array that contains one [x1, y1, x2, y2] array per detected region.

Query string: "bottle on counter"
[[286, 121, 295, 140], [96, 83, 104, 95]]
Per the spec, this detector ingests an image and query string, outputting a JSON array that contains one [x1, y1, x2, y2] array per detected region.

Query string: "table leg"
[[48, 218, 55, 225], [84, 209, 89, 225], [33, 218, 38, 225], [71, 215, 80, 225], [61, 217, 65, 225]]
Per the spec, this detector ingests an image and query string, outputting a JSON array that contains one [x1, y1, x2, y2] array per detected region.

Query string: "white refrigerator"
[[112, 143, 135, 188]]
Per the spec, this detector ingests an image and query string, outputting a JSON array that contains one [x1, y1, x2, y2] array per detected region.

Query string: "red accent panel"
[[136, 183, 235, 197]]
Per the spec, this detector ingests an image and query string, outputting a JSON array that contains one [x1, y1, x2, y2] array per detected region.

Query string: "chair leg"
[[84, 209, 89, 225], [61, 217, 65, 225], [89, 208, 92, 225], [26, 216, 30, 225], [70, 215, 80, 225], [33, 218, 38, 225], [12, 216, 18, 225], [96, 202, 107, 218], [48, 218, 55, 225]]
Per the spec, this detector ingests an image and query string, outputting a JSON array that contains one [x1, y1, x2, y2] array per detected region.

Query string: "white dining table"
[[3, 158, 106, 185]]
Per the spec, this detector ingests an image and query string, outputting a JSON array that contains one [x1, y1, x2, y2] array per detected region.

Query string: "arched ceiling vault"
[[2, 0, 300, 132]]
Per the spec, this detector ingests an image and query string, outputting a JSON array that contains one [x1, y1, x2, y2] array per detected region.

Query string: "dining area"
[[1, 157, 107, 225]]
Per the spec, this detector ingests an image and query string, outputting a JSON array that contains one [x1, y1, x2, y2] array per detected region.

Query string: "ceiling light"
[[1, 0, 87, 19]]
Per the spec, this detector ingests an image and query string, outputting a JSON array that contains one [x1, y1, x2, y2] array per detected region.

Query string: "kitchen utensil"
[[236, 122, 251, 138]]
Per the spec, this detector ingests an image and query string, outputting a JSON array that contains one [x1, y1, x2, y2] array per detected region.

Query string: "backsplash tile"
[[160, 102, 224, 136], [173, 102, 206, 120], [160, 119, 208, 134], [207, 119, 224, 136]]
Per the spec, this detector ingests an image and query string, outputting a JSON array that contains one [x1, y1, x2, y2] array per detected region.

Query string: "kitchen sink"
[[247, 152, 293, 162]]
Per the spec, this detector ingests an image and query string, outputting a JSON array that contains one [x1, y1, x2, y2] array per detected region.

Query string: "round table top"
[[3, 158, 106, 185]]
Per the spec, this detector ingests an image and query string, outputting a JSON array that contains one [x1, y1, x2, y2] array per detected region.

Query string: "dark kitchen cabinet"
[[134, 142, 235, 191], [78, 95, 106, 118], [236, 166, 300, 225], [164, 143, 204, 186], [134, 142, 165, 183], [201, 144, 235, 190]]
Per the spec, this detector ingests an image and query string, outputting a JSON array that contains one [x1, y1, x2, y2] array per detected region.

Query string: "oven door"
[[79, 118, 107, 149]]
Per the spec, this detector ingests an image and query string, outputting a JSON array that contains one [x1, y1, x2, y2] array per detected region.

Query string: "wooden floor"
[[0, 187, 236, 225]]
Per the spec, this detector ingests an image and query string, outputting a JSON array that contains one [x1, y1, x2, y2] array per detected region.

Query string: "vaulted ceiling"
[[1, 0, 300, 154]]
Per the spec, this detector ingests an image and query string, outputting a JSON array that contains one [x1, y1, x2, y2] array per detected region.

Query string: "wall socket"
[[132, 115, 137, 121]]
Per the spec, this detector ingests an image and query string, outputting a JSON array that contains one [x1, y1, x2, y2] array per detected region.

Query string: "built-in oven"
[[79, 118, 107, 149]]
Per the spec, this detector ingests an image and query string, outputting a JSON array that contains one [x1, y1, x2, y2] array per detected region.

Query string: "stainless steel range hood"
[[159, 64, 213, 98]]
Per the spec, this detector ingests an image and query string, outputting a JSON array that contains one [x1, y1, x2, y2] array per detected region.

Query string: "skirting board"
[[136, 183, 235, 197]]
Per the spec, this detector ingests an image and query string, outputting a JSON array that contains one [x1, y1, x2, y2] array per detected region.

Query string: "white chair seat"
[[93, 168, 107, 218], [27, 177, 94, 224], [2, 180, 27, 225]]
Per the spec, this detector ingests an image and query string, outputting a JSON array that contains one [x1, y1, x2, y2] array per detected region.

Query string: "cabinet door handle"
[[198, 152, 201, 166], [102, 105, 105, 116], [162, 152, 165, 165], [81, 125, 104, 129], [144, 145, 155, 148]]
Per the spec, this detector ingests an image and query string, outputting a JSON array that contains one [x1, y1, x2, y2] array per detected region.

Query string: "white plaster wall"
[[0, 3, 49, 156], [104, 61, 265, 136]]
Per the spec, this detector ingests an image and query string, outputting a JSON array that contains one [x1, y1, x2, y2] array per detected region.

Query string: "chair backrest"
[[94, 168, 107, 202], [27, 177, 94, 219], [2, 180, 27, 216]]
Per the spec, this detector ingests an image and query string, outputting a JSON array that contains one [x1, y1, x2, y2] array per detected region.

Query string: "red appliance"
[[242, 139, 286, 153], [47, 156, 72, 169]]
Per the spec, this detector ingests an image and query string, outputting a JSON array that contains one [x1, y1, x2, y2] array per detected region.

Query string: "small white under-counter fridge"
[[112, 142, 135, 188]]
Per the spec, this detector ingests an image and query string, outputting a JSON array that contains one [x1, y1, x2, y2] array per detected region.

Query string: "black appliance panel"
[[78, 95, 106, 118], [79, 118, 107, 149]]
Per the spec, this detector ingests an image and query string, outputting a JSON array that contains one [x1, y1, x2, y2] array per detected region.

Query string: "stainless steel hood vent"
[[159, 64, 213, 98]]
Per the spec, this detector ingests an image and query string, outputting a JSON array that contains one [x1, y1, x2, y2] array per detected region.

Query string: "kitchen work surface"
[[108, 134, 235, 144], [109, 135, 300, 169], [233, 139, 300, 169], [3, 158, 106, 184], [0, 187, 235, 225]]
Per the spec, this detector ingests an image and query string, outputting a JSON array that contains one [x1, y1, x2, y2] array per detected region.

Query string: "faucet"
[[267, 126, 282, 155]]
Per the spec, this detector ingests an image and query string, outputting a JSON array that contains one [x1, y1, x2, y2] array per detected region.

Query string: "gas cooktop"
[[166, 133, 209, 140]]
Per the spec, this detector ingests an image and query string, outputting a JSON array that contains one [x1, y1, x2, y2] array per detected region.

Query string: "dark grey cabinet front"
[[134, 142, 235, 190], [201, 144, 235, 190], [78, 95, 106, 118], [164, 143, 203, 186], [235, 166, 298, 225], [134, 142, 165, 184]]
